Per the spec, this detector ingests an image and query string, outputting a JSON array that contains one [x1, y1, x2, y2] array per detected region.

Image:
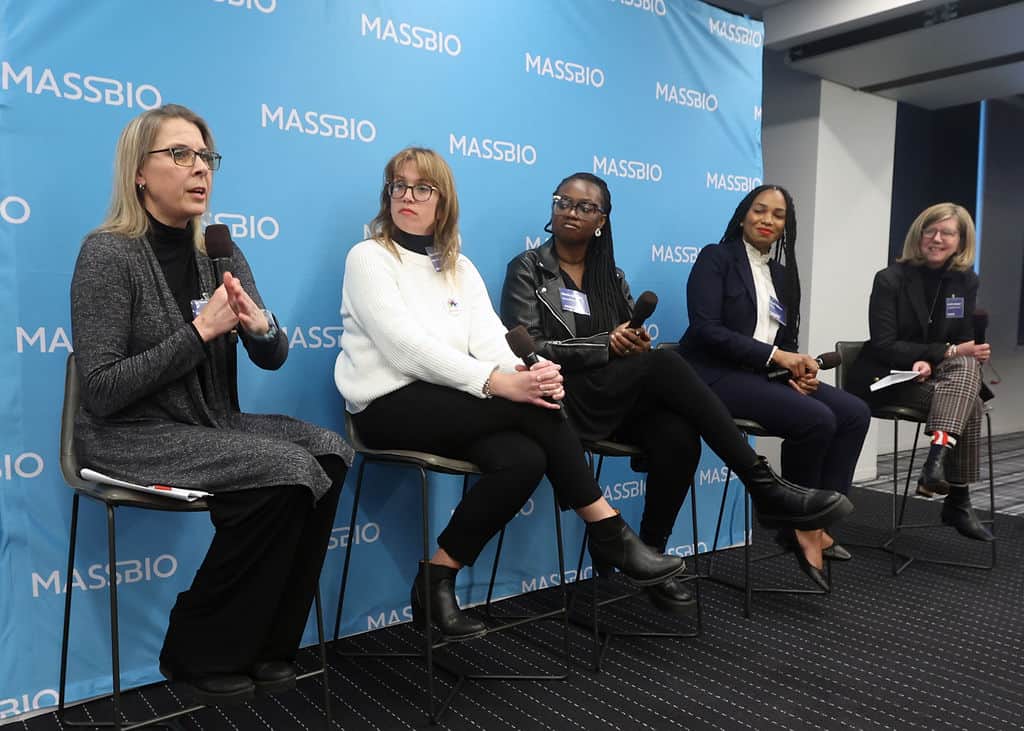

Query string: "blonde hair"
[[897, 202, 976, 271], [369, 147, 460, 273], [97, 104, 215, 252]]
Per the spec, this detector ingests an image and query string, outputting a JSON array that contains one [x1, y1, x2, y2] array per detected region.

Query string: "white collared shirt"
[[743, 239, 780, 352]]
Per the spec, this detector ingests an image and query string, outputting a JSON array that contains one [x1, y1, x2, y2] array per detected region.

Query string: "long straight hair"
[[96, 104, 214, 252], [718, 184, 801, 338], [369, 147, 461, 274], [548, 172, 630, 333]]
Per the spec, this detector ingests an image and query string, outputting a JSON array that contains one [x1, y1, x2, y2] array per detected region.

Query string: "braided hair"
[[547, 172, 631, 333], [717, 184, 801, 339]]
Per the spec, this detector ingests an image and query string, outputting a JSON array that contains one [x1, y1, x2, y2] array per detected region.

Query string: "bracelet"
[[482, 372, 495, 398], [946, 344, 958, 358]]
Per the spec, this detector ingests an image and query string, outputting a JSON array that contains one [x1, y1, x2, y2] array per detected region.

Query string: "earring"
[[136, 183, 146, 194], [595, 228, 602, 238]]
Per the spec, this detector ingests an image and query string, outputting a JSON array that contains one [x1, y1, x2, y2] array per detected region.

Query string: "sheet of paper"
[[869, 370, 921, 392], [80, 468, 212, 502]]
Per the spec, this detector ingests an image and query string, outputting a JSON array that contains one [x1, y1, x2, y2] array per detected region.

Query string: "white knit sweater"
[[335, 239, 521, 413]]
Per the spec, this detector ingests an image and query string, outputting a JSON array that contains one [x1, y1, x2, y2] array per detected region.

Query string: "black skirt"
[[561, 354, 652, 442]]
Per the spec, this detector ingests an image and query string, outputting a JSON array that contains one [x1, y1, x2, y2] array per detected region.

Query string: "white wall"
[[759, 52, 898, 480]]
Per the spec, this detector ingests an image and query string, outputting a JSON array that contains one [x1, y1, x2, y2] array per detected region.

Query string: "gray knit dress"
[[70, 231, 353, 500]]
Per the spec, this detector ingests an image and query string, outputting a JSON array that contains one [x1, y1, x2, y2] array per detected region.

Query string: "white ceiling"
[[707, 0, 1024, 109]]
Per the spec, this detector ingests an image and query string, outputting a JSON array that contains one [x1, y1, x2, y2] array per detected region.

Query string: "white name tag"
[[559, 288, 591, 316], [768, 295, 787, 326]]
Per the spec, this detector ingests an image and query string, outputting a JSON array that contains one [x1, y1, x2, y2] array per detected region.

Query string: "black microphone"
[[204, 223, 234, 285], [505, 325, 567, 420], [628, 291, 658, 329], [973, 307, 989, 345], [767, 351, 842, 383]]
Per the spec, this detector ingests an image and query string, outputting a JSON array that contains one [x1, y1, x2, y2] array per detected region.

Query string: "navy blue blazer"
[[678, 238, 797, 384]]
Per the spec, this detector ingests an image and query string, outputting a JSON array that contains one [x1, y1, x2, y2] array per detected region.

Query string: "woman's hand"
[[610, 322, 651, 357], [789, 372, 819, 395], [912, 360, 932, 381], [771, 349, 818, 379], [953, 340, 991, 364], [490, 361, 564, 410], [223, 271, 269, 336], [192, 283, 239, 342]]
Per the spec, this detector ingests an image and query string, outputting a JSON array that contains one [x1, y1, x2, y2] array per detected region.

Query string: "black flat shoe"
[[646, 569, 696, 615], [250, 660, 296, 695], [793, 550, 830, 592], [941, 485, 995, 542], [822, 543, 852, 561], [411, 561, 487, 641], [159, 663, 254, 706]]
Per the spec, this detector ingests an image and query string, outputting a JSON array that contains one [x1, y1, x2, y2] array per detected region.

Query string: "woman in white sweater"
[[335, 147, 683, 640]]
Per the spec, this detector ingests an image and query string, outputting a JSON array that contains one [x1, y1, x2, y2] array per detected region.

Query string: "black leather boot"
[[249, 660, 296, 695], [639, 532, 694, 613], [941, 483, 994, 541], [917, 444, 951, 497], [587, 513, 684, 586], [410, 561, 487, 641], [159, 661, 255, 706], [737, 457, 853, 530]]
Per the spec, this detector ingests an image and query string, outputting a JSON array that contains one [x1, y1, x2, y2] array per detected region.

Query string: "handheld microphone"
[[204, 224, 234, 285], [505, 325, 567, 420], [628, 291, 658, 329], [973, 308, 989, 345], [767, 351, 842, 384]]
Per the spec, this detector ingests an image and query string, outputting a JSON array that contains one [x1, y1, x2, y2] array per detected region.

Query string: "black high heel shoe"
[[777, 529, 852, 562], [587, 513, 684, 585], [410, 561, 487, 641]]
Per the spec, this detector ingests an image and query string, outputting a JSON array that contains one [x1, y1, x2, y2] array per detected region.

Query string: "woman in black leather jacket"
[[500, 172, 853, 598]]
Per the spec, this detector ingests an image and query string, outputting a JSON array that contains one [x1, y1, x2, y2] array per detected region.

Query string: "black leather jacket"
[[500, 239, 634, 372]]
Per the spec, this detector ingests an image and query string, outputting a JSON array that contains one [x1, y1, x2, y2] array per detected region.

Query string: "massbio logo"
[[450, 133, 537, 165], [32, 555, 179, 597], [609, 0, 666, 16], [208, 212, 279, 240], [1, 61, 161, 109], [361, 14, 462, 56], [0, 453, 44, 480], [261, 104, 377, 143], [212, 0, 276, 12], [15, 326, 72, 353], [593, 155, 662, 182], [525, 53, 604, 88], [1, 195, 30, 224], [706, 172, 762, 192], [655, 81, 719, 112], [708, 17, 763, 47], [0, 689, 59, 720]]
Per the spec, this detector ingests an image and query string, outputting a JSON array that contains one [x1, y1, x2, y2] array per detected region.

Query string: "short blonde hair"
[[369, 147, 460, 273], [897, 203, 976, 271], [97, 104, 215, 252]]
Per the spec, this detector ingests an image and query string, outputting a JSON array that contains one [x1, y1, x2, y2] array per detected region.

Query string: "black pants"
[[352, 381, 602, 566], [160, 456, 345, 675], [614, 349, 760, 545]]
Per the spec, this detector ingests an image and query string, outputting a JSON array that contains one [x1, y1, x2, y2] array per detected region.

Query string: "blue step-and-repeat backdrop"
[[0, 0, 764, 720]]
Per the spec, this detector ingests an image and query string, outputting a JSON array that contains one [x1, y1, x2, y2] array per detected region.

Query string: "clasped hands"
[[192, 272, 269, 343], [912, 339, 991, 381], [771, 350, 820, 395], [610, 322, 651, 357]]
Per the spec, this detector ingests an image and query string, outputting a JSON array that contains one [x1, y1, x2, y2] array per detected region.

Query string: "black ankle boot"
[[638, 532, 694, 613], [410, 562, 487, 641], [941, 484, 994, 542], [917, 444, 951, 497], [587, 513, 684, 586], [737, 457, 853, 530]]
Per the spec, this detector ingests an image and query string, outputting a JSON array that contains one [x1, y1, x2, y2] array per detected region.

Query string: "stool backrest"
[[834, 340, 866, 392], [344, 411, 368, 452], [60, 354, 90, 489]]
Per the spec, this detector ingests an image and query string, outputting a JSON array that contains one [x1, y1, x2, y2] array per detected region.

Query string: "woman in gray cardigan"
[[69, 104, 353, 705]]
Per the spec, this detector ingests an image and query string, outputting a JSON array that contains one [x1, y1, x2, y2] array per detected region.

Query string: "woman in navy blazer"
[[678, 185, 870, 587]]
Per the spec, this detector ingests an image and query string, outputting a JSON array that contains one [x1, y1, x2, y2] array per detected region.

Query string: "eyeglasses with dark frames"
[[552, 194, 604, 218], [147, 146, 222, 171], [386, 180, 438, 202]]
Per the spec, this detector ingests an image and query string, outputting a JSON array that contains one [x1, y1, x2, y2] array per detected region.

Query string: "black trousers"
[[614, 349, 761, 545], [160, 456, 345, 675], [352, 381, 602, 566]]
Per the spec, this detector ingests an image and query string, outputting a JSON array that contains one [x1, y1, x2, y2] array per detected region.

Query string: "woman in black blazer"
[[848, 203, 992, 541], [501, 173, 852, 606], [678, 185, 871, 587]]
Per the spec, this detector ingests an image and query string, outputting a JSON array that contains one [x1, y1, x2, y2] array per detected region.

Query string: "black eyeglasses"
[[148, 146, 222, 171], [552, 195, 603, 218], [386, 180, 438, 202]]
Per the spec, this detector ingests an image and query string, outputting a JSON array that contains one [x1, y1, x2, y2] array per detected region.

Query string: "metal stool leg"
[[333, 458, 365, 641], [106, 504, 123, 731], [57, 493, 81, 722]]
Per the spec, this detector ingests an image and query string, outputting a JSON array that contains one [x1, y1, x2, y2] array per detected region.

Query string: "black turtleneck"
[[147, 214, 201, 323], [394, 228, 434, 255], [920, 263, 948, 339]]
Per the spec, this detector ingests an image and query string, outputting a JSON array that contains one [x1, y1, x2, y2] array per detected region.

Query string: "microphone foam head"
[[635, 290, 658, 315], [204, 224, 234, 259], [973, 307, 989, 326], [817, 351, 842, 369], [505, 325, 536, 359]]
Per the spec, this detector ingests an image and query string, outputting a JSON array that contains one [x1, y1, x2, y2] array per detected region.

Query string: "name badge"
[[768, 295, 787, 326], [424, 246, 443, 272], [190, 298, 209, 318], [559, 288, 591, 316], [945, 296, 964, 319]]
